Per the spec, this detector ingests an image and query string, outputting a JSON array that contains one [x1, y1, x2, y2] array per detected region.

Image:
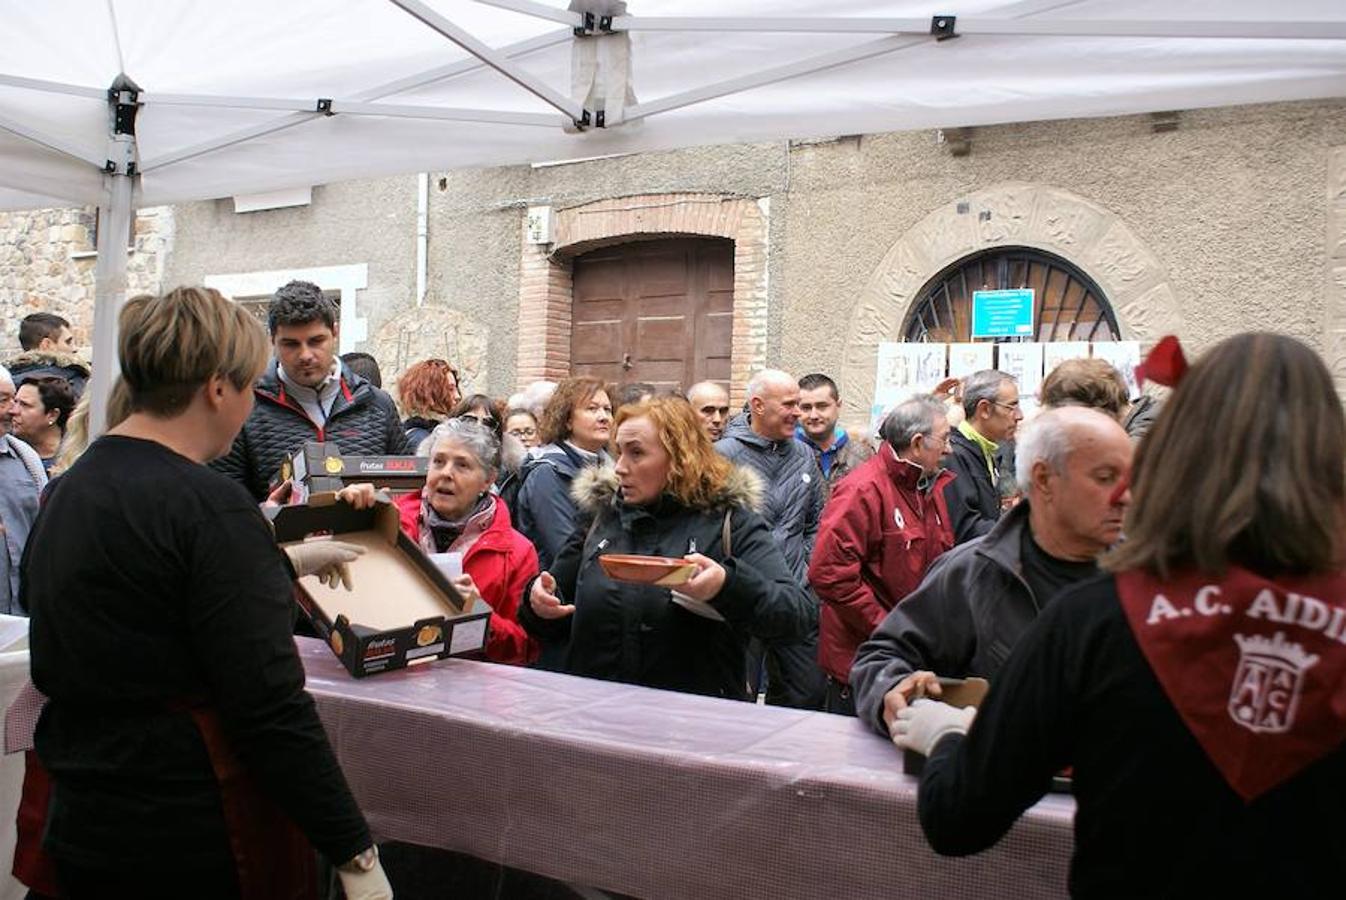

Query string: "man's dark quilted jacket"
[[211, 359, 411, 500], [714, 418, 824, 583]]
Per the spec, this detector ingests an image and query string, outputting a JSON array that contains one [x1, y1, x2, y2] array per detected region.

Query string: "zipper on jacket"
[[266, 388, 325, 440]]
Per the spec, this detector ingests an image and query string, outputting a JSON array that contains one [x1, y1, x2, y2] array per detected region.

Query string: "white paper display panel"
[[1090, 341, 1143, 400]]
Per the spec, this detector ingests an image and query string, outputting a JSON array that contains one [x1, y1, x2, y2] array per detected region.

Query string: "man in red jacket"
[[809, 394, 954, 715]]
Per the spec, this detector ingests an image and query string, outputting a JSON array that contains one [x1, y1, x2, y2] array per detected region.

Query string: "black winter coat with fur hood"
[[517, 464, 815, 700]]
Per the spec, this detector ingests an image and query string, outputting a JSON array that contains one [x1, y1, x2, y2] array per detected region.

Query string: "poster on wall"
[[972, 288, 1035, 338], [1041, 342, 1092, 380], [871, 342, 948, 433], [996, 342, 1045, 412], [1090, 341, 1143, 400], [947, 342, 994, 380]]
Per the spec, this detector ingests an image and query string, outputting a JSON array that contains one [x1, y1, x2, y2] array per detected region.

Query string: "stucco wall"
[[778, 99, 1346, 381], [126, 97, 1346, 404], [160, 143, 787, 398], [162, 177, 419, 376], [420, 142, 787, 395]]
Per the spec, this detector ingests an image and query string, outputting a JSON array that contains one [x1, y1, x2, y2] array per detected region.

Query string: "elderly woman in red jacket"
[[340, 416, 538, 665]]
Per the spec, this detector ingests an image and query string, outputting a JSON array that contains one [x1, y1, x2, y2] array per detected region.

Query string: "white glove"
[[337, 857, 394, 900], [284, 540, 366, 591], [891, 698, 976, 757]]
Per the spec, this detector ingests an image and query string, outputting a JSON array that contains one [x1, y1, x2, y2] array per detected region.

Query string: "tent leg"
[[89, 170, 133, 437]]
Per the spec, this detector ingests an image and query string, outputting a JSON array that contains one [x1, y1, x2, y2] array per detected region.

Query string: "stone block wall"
[[0, 205, 173, 355]]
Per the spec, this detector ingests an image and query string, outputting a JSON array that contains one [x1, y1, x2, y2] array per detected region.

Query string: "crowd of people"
[[5, 278, 1342, 898]]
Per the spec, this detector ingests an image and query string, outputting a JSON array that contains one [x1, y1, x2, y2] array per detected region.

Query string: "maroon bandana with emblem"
[[1117, 567, 1346, 801]]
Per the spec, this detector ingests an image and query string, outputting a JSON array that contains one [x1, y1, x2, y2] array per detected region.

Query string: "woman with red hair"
[[396, 358, 460, 451], [519, 395, 813, 699]]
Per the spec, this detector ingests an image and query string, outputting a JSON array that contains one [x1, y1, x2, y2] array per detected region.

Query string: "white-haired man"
[[0, 365, 48, 615], [850, 406, 1132, 737], [808, 394, 954, 716], [716, 368, 826, 709]]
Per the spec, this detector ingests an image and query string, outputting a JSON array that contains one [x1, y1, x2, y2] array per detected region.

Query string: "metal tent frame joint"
[[573, 11, 614, 37], [111, 89, 140, 136]]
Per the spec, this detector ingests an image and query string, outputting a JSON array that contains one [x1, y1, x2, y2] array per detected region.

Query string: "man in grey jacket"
[[850, 406, 1133, 737], [716, 369, 826, 709], [0, 365, 46, 615]]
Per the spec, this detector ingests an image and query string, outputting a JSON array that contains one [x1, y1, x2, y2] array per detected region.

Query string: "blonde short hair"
[[119, 286, 269, 416], [52, 377, 134, 475]]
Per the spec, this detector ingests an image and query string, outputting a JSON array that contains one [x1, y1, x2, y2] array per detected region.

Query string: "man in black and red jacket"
[[211, 280, 409, 500]]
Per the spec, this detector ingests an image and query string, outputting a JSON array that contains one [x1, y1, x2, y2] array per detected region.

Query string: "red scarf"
[[1117, 567, 1346, 801]]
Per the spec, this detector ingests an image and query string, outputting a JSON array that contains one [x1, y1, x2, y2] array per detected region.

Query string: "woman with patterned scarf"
[[340, 416, 539, 666]]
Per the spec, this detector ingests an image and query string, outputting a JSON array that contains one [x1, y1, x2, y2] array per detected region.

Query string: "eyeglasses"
[[456, 414, 498, 430], [508, 427, 537, 438], [993, 401, 1021, 412]]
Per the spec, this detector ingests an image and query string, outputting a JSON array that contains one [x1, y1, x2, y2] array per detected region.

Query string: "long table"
[[301, 639, 1075, 900]]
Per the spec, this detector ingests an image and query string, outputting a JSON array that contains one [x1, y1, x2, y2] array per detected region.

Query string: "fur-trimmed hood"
[[571, 463, 764, 515], [4, 350, 91, 376]]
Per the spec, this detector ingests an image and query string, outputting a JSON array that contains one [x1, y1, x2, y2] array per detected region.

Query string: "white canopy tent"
[[2, 0, 1345, 429]]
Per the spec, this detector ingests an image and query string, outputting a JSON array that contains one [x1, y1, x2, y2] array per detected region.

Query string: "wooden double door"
[[570, 238, 733, 394]]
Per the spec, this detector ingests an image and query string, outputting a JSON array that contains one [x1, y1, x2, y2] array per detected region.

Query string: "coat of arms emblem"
[[1228, 631, 1319, 734]]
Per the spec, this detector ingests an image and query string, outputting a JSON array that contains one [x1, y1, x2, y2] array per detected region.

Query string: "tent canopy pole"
[[89, 79, 139, 438], [473, 0, 582, 28], [623, 34, 924, 124], [609, 14, 1346, 40], [388, 0, 585, 122], [0, 113, 105, 169]]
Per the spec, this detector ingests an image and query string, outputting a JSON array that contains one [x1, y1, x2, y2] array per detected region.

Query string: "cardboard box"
[[270, 494, 492, 677], [275, 442, 429, 501]]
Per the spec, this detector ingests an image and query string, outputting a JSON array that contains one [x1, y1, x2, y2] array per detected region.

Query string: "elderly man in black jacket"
[[944, 369, 1023, 544], [211, 281, 409, 500], [850, 406, 1132, 738], [716, 368, 826, 709]]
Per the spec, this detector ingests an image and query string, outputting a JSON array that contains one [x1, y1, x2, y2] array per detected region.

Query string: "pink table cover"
[[301, 639, 1075, 899]]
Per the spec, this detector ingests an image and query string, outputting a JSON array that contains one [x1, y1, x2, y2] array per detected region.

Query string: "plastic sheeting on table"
[[301, 638, 1075, 900]]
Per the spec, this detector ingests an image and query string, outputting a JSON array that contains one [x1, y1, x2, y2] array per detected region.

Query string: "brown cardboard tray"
[[270, 493, 492, 677]]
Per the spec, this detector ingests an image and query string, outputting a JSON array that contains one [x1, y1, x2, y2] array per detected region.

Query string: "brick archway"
[[515, 193, 768, 403], [838, 181, 1184, 427]]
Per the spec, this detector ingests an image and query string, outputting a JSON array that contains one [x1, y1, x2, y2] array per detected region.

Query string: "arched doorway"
[[901, 247, 1121, 344], [570, 237, 734, 393]]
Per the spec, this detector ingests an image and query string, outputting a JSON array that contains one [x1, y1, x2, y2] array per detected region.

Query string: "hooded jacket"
[[514, 441, 602, 572], [516, 464, 815, 700], [714, 418, 825, 583], [5, 351, 91, 398], [210, 359, 410, 501], [394, 492, 539, 666], [809, 446, 955, 683]]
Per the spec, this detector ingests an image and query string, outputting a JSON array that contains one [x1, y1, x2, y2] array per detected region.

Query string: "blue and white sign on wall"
[[971, 288, 1035, 338]]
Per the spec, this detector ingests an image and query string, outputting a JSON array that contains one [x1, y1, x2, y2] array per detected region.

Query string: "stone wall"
[[0, 205, 173, 355]]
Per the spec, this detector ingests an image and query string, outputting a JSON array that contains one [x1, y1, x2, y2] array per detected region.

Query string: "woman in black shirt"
[[23, 287, 390, 899]]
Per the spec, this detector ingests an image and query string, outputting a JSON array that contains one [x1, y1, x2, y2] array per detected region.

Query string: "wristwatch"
[[338, 845, 379, 874]]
